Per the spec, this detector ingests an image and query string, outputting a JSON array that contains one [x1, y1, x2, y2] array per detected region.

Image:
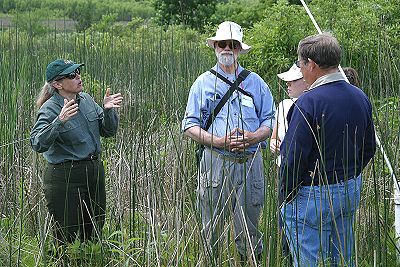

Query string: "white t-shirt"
[[275, 98, 297, 166]]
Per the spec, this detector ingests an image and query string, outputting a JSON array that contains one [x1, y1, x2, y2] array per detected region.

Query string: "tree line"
[[1, 0, 399, 97]]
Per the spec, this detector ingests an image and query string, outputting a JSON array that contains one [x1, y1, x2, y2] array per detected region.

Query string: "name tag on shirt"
[[241, 95, 254, 108]]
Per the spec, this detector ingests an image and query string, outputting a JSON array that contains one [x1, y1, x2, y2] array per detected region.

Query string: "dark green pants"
[[43, 160, 106, 244]]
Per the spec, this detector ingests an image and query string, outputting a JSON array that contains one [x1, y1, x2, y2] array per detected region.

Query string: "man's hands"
[[224, 128, 259, 152], [184, 125, 270, 153], [104, 87, 123, 109]]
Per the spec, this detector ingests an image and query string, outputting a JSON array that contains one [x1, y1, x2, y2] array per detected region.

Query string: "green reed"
[[0, 21, 399, 266]]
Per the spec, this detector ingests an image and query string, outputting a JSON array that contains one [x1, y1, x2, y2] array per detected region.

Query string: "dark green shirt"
[[30, 92, 119, 164]]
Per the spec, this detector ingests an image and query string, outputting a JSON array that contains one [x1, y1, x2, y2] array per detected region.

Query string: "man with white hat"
[[181, 21, 275, 264], [270, 64, 308, 164]]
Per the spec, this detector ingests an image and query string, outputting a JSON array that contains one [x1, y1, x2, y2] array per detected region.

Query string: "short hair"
[[297, 32, 341, 69], [343, 67, 361, 87]]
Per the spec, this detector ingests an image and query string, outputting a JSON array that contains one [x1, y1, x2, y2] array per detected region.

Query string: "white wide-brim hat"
[[206, 21, 251, 54], [277, 64, 303, 81]]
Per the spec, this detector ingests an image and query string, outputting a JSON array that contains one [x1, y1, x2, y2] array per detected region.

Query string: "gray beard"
[[217, 53, 235, 66]]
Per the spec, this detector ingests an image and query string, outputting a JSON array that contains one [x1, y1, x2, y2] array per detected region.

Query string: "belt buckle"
[[89, 154, 97, 160]]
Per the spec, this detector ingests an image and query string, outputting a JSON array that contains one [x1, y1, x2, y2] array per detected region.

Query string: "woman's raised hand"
[[103, 87, 123, 109]]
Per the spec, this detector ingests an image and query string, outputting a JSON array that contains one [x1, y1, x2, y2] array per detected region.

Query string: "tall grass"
[[0, 22, 399, 266]]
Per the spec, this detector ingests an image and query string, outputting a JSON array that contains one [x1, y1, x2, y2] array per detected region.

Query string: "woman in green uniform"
[[30, 59, 123, 244]]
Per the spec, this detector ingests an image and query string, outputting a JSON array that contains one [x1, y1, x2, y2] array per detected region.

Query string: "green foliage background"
[[208, 0, 398, 101], [2, 0, 398, 99]]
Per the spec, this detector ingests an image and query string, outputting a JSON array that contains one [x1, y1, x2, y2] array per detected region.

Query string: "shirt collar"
[[53, 91, 84, 105], [306, 72, 346, 92], [75, 93, 83, 104], [213, 63, 243, 78]]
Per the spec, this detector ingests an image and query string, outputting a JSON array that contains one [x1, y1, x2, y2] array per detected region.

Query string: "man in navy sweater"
[[279, 32, 376, 266]]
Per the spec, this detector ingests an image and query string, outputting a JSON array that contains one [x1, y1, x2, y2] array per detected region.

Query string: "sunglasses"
[[55, 68, 80, 81], [216, 40, 241, 50]]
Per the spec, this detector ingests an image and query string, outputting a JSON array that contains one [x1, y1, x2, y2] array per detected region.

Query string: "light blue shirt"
[[182, 64, 275, 156]]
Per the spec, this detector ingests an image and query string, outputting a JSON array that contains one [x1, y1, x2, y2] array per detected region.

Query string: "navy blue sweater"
[[279, 80, 376, 201]]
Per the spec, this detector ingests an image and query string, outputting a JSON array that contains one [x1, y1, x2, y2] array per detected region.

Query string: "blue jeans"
[[280, 175, 362, 267]]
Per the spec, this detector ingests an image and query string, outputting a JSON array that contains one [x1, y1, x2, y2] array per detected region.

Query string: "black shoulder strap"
[[204, 69, 251, 131], [209, 69, 252, 97]]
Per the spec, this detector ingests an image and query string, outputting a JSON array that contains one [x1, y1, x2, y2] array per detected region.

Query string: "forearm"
[[184, 126, 224, 148], [100, 108, 119, 137], [252, 125, 272, 144], [270, 122, 280, 153], [30, 116, 63, 153], [361, 123, 377, 169]]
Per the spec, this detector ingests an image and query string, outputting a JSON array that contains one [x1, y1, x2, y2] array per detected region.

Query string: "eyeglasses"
[[216, 40, 241, 50], [296, 58, 314, 68], [55, 69, 80, 81]]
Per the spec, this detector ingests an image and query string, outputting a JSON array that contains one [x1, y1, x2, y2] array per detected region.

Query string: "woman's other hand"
[[103, 87, 123, 109]]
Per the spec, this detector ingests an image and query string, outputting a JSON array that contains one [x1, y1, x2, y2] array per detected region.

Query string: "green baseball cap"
[[46, 59, 84, 82]]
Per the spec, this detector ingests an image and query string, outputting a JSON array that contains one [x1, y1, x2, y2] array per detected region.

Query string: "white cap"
[[206, 21, 251, 54], [277, 64, 303, 81]]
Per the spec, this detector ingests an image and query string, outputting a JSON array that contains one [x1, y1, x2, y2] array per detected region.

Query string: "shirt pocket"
[[84, 109, 101, 136], [240, 104, 258, 122], [85, 110, 100, 122], [58, 118, 82, 145], [201, 98, 227, 128], [209, 98, 228, 119]]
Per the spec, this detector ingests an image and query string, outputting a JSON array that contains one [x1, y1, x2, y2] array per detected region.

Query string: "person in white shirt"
[[269, 63, 308, 263], [270, 64, 308, 165]]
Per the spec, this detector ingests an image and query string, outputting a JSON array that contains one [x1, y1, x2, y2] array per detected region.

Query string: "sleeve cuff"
[[182, 121, 200, 133]]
